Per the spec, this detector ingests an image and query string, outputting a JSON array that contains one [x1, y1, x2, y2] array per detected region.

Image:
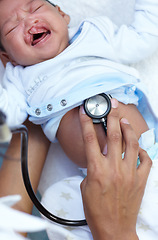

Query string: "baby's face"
[[0, 0, 70, 66]]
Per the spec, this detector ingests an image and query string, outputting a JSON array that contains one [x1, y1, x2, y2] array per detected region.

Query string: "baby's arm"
[[57, 102, 149, 168], [99, 0, 158, 64]]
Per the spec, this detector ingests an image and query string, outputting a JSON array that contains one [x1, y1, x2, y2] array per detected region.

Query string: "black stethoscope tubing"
[[12, 93, 111, 227], [11, 125, 87, 227]]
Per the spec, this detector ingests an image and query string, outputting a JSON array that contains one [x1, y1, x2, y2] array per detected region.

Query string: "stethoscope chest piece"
[[84, 93, 112, 133]]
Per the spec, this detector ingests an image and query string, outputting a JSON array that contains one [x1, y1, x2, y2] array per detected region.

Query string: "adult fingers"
[[120, 118, 139, 169], [137, 148, 152, 185], [106, 99, 122, 165], [79, 106, 103, 171]]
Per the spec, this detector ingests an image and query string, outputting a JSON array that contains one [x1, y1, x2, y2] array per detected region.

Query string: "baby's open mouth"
[[28, 25, 51, 46], [32, 30, 51, 46]]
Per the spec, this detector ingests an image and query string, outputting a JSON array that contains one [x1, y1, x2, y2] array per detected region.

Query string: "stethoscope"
[[84, 93, 112, 134], [0, 93, 111, 227]]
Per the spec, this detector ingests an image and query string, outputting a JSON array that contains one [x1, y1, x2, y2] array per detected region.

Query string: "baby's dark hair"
[[46, 0, 56, 7], [0, 35, 5, 52]]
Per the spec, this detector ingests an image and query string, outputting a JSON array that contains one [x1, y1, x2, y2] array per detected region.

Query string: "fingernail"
[[80, 105, 86, 114], [102, 144, 107, 155], [111, 98, 118, 108], [120, 118, 129, 124]]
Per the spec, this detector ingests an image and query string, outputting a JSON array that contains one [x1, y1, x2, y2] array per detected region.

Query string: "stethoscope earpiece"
[[84, 93, 112, 134]]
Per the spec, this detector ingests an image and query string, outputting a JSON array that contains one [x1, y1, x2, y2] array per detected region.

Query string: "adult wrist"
[[92, 227, 139, 240]]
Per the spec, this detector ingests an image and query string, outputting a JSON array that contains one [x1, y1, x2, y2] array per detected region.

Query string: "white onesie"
[[0, 0, 158, 142]]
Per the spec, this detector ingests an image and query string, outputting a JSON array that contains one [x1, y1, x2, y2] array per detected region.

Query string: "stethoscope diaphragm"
[[84, 93, 112, 134]]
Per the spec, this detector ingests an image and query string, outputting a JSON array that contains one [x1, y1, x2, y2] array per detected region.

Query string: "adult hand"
[[79, 99, 152, 240]]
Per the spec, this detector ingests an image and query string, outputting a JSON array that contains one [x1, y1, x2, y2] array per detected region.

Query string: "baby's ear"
[[0, 51, 17, 66], [0, 51, 9, 67], [55, 5, 70, 24]]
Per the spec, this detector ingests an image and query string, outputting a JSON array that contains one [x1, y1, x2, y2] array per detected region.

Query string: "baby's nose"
[[17, 8, 29, 21], [23, 14, 39, 32], [17, 9, 38, 27]]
